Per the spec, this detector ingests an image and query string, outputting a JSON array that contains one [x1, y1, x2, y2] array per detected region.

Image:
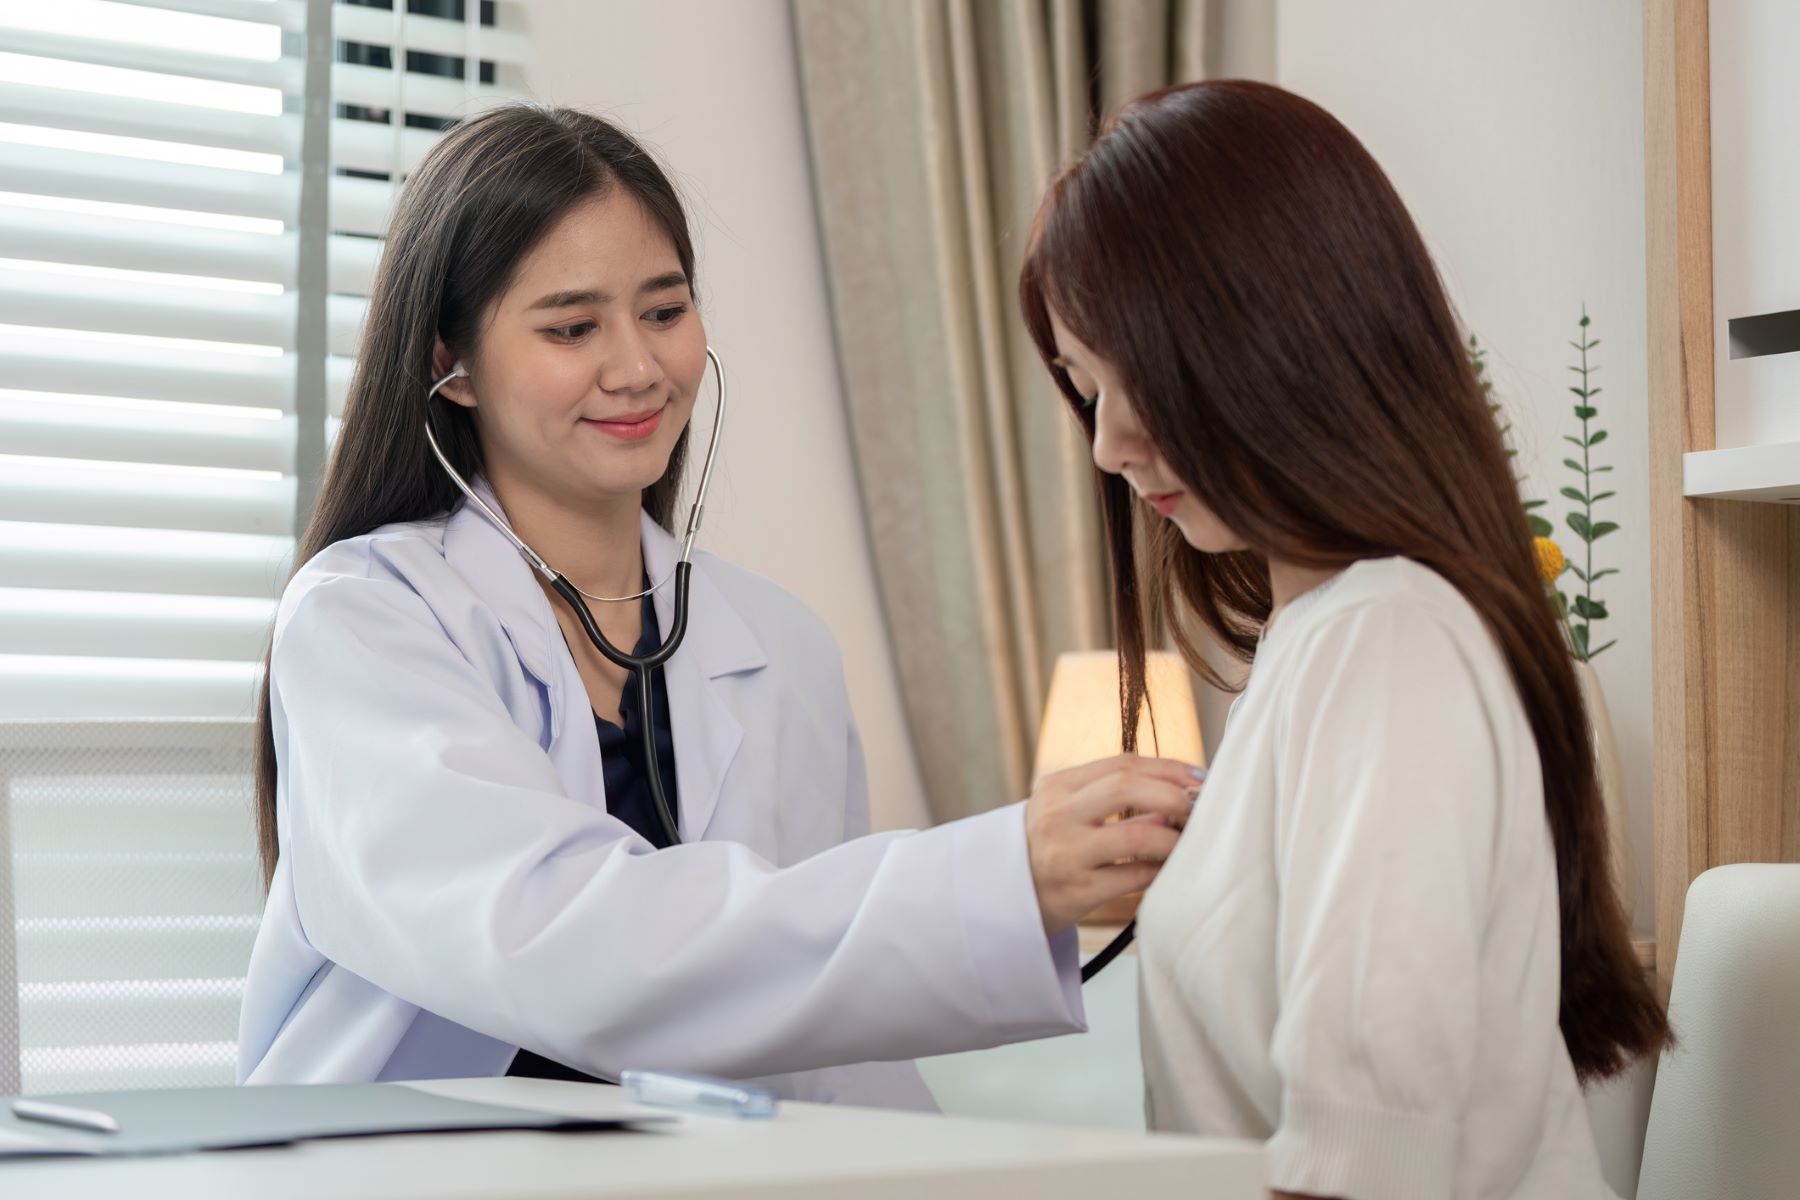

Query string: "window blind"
[[0, 0, 529, 1094]]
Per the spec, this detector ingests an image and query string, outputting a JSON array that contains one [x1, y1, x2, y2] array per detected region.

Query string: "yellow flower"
[[1533, 537, 1566, 585]]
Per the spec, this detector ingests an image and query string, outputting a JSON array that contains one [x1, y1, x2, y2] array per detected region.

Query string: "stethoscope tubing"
[[422, 346, 1132, 979], [424, 349, 726, 847]]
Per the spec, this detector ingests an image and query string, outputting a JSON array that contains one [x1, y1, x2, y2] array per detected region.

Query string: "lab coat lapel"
[[441, 483, 766, 842], [641, 511, 765, 841], [440, 480, 568, 733]]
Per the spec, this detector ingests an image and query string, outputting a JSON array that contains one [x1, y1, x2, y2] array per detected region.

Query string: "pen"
[[619, 1070, 778, 1119], [10, 1099, 122, 1135]]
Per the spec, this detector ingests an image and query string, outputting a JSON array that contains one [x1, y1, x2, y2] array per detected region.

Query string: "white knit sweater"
[[1137, 558, 1617, 1200]]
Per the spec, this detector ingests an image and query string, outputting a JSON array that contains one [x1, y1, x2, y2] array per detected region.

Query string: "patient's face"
[[442, 189, 706, 509], [1047, 307, 1245, 554]]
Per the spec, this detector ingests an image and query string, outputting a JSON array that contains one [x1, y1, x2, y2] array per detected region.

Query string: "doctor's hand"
[[1023, 753, 1200, 935]]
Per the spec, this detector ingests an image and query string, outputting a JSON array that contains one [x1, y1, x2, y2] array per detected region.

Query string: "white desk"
[[1, 1077, 1264, 1199]]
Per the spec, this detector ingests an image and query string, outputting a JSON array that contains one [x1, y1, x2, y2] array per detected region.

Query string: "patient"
[[1018, 81, 1666, 1200]]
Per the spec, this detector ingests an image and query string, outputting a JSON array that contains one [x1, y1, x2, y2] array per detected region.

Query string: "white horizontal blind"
[[0, 0, 305, 722], [0, 0, 528, 1094]]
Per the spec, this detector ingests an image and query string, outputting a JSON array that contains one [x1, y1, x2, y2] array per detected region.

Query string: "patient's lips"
[[1145, 491, 1183, 517]]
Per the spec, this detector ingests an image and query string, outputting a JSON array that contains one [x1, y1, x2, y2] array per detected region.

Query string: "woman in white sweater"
[[1017, 81, 1668, 1200]]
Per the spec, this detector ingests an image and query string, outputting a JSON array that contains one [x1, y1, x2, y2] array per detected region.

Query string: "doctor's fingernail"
[[1191, 765, 1209, 782]]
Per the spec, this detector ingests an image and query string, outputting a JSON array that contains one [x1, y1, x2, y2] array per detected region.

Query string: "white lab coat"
[[236, 482, 1084, 1106]]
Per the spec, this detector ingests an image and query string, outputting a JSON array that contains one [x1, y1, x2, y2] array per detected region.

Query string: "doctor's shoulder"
[[270, 516, 496, 666]]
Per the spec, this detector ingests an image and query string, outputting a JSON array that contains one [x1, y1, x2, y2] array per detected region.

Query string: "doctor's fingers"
[[1047, 752, 1202, 795], [1080, 818, 1182, 868], [1069, 773, 1196, 827]]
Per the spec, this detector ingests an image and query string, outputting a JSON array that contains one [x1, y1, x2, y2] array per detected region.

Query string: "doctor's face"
[[1046, 306, 1245, 554], [441, 188, 706, 508]]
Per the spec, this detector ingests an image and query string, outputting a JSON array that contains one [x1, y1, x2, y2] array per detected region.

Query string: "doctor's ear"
[[430, 338, 477, 408]]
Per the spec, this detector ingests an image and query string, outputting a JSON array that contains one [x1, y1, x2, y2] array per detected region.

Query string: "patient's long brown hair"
[[1019, 80, 1665, 1081]]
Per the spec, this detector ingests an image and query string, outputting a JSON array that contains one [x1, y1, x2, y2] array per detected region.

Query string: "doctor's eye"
[[645, 304, 688, 327], [546, 321, 595, 343]]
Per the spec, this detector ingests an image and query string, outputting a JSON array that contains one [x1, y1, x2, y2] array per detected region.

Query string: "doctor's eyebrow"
[[527, 272, 690, 311]]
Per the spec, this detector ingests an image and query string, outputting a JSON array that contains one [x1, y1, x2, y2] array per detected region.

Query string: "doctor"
[[237, 104, 1196, 1107]]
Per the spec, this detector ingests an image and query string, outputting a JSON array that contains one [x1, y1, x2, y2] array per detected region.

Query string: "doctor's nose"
[[596, 328, 666, 395]]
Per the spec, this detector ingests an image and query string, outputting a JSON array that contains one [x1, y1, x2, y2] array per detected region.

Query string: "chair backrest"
[[0, 720, 261, 1095], [1637, 863, 1800, 1200]]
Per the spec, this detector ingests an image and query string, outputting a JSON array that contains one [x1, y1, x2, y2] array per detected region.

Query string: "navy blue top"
[[507, 581, 679, 1085]]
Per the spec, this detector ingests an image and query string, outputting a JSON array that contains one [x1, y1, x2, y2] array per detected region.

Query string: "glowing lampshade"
[[1032, 650, 1205, 783]]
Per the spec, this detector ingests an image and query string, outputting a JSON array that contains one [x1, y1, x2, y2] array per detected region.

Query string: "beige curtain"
[[794, 0, 1208, 821]]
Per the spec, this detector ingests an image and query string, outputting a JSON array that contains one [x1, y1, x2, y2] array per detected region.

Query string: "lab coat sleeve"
[[273, 567, 1084, 1081]]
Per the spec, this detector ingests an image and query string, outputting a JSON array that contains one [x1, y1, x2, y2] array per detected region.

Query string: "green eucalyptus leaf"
[[1591, 490, 1616, 504], [1588, 430, 1609, 447], [1590, 568, 1620, 581], [1528, 514, 1553, 537], [1561, 486, 1589, 504], [1574, 595, 1610, 620], [1564, 458, 1585, 472], [1568, 512, 1594, 541], [1591, 520, 1620, 539], [1589, 639, 1617, 658]]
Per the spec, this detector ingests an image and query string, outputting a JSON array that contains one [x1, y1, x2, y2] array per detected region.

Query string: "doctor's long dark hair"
[[1019, 81, 1667, 1081], [252, 105, 698, 888]]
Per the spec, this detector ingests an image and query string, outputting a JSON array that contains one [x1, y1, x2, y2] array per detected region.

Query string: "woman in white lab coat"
[[236, 105, 1197, 1107]]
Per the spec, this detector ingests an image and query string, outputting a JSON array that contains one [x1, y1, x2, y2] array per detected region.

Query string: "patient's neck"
[[1264, 558, 1344, 637]]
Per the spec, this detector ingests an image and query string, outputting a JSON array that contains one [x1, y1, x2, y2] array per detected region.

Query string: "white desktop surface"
[[1, 1076, 1265, 1199]]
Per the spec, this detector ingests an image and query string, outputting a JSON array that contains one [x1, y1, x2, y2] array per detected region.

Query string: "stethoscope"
[[424, 346, 727, 848], [422, 347, 1131, 984]]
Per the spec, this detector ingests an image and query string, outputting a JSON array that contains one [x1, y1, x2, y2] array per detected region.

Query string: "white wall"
[[1274, 0, 1656, 941], [525, 0, 930, 831]]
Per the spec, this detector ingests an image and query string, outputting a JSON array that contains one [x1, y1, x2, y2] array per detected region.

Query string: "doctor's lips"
[[583, 406, 664, 442]]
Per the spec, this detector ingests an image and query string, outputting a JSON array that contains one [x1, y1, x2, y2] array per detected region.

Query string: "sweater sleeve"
[[1265, 601, 1502, 1200]]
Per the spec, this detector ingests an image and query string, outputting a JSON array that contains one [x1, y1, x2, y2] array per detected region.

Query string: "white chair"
[[1637, 863, 1800, 1200], [0, 720, 261, 1095]]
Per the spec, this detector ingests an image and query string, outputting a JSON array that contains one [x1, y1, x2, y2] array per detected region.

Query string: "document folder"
[[0, 1082, 669, 1159]]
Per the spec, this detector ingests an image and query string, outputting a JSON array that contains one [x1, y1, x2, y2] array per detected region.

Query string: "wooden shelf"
[[1683, 441, 1800, 501]]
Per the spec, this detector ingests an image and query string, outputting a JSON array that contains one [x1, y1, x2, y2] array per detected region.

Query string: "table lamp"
[[1033, 650, 1205, 925], [1033, 650, 1204, 780]]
